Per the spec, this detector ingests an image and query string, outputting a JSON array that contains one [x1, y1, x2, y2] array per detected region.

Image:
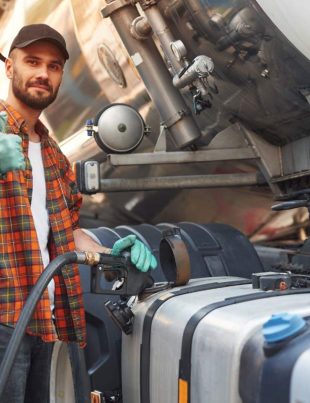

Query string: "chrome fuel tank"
[[122, 278, 310, 403]]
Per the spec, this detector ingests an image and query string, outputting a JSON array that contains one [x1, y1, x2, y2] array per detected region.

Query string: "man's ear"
[[5, 57, 13, 79]]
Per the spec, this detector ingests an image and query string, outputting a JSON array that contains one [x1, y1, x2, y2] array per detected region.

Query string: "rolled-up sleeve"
[[47, 137, 83, 230], [64, 161, 83, 230]]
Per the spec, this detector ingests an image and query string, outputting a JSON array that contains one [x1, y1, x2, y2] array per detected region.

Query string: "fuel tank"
[[122, 278, 310, 403]]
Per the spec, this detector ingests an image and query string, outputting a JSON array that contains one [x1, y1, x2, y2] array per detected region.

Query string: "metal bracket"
[[106, 122, 285, 196], [154, 125, 168, 152], [241, 125, 282, 195], [137, 0, 158, 10], [130, 16, 152, 40], [98, 173, 265, 192], [108, 147, 258, 166], [161, 108, 189, 129], [153, 109, 191, 152]]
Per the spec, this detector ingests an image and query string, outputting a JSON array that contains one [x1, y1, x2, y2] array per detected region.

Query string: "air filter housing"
[[93, 103, 146, 153]]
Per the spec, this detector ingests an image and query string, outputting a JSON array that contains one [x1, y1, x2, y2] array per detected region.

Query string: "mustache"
[[26, 79, 53, 92]]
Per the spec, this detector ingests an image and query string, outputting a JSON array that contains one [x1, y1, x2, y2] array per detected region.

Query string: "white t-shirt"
[[28, 141, 55, 311]]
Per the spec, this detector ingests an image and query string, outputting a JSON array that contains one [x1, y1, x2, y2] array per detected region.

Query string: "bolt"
[[118, 123, 127, 132]]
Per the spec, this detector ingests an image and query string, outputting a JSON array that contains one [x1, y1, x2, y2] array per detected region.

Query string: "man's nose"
[[35, 65, 49, 79]]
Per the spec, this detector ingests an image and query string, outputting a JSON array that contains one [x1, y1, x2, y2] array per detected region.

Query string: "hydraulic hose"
[[0, 250, 101, 399]]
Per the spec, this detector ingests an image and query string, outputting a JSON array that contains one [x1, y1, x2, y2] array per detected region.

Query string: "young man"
[[0, 24, 156, 402]]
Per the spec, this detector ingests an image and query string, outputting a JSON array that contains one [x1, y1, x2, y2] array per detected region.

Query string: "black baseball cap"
[[0, 24, 69, 62]]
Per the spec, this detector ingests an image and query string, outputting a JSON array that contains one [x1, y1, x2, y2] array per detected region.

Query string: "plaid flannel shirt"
[[0, 100, 86, 344]]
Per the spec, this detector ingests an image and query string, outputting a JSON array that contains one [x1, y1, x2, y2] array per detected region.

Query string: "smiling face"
[[6, 40, 65, 111]]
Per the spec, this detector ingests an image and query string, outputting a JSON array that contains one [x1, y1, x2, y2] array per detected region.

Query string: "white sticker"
[[131, 52, 143, 67]]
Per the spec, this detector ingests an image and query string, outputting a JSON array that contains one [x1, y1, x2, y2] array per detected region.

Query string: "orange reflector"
[[90, 390, 102, 403], [179, 378, 188, 403], [279, 281, 288, 290]]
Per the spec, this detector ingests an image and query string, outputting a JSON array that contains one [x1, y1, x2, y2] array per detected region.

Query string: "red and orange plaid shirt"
[[0, 100, 86, 344]]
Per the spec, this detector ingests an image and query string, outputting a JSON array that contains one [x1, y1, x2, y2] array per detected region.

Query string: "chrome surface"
[[102, 0, 202, 149], [122, 280, 310, 403], [99, 173, 263, 192], [108, 147, 257, 166], [95, 104, 145, 153], [157, 0, 310, 145]]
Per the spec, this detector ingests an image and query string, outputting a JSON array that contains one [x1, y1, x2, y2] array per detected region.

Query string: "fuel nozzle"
[[90, 252, 154, 296]]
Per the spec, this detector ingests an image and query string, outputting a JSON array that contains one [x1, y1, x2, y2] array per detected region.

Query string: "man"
[[0, 24, 156, 402]]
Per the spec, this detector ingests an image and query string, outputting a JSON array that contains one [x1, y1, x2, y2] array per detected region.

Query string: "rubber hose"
[[0, 251, 80, 398]]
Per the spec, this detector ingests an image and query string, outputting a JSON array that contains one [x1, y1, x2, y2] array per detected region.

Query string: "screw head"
[[118, 123, 127, 132]]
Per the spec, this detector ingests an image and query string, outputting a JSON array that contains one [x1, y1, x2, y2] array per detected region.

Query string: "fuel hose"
[[0, 233, 190, 397], [0, 250, 102, 399]]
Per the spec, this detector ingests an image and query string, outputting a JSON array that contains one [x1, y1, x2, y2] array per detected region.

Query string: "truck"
[[1, 1, 310, 402]]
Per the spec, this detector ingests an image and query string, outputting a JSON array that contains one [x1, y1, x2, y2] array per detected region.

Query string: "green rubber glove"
[[111, 234, 157, 272], [0, 112, 25, 174]]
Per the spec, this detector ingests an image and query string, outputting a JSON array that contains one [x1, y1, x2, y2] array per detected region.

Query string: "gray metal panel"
[[149, 284, 257, 403], [282, 137, 310, 175], [290, 349, 310, 403]]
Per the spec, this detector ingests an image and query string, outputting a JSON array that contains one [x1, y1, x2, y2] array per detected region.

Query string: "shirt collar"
[[0, 99, 49, 138]]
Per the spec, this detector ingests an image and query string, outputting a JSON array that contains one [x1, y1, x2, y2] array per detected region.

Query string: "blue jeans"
[[0, 323, 54, 403]]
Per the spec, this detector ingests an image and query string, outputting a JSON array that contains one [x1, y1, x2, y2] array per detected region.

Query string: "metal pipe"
[[101, 1, 202, 149], [141, 4, 183, 74], [185, 0, 227, 42], [100, 173, 265, 192], [130, 16, 152, 40]]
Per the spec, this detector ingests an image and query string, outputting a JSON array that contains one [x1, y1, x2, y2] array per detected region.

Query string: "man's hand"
[[111, 235, 157, 272], [0, 112, 25, 175], [0, 134, 26, 174]]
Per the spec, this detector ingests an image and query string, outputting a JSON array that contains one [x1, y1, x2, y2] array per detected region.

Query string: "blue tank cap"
[[263, 313, 306, 343]]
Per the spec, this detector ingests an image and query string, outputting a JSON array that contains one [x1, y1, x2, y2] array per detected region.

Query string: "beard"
[[12, 70, 59, 110]]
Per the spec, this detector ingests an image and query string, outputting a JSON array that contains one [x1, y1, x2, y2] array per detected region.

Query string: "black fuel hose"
[[0, 251, 88, 399]]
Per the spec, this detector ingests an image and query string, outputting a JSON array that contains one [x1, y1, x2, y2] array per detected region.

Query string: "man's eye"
[[27, 60, 37, 66], [49, 64, 60, 72]]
